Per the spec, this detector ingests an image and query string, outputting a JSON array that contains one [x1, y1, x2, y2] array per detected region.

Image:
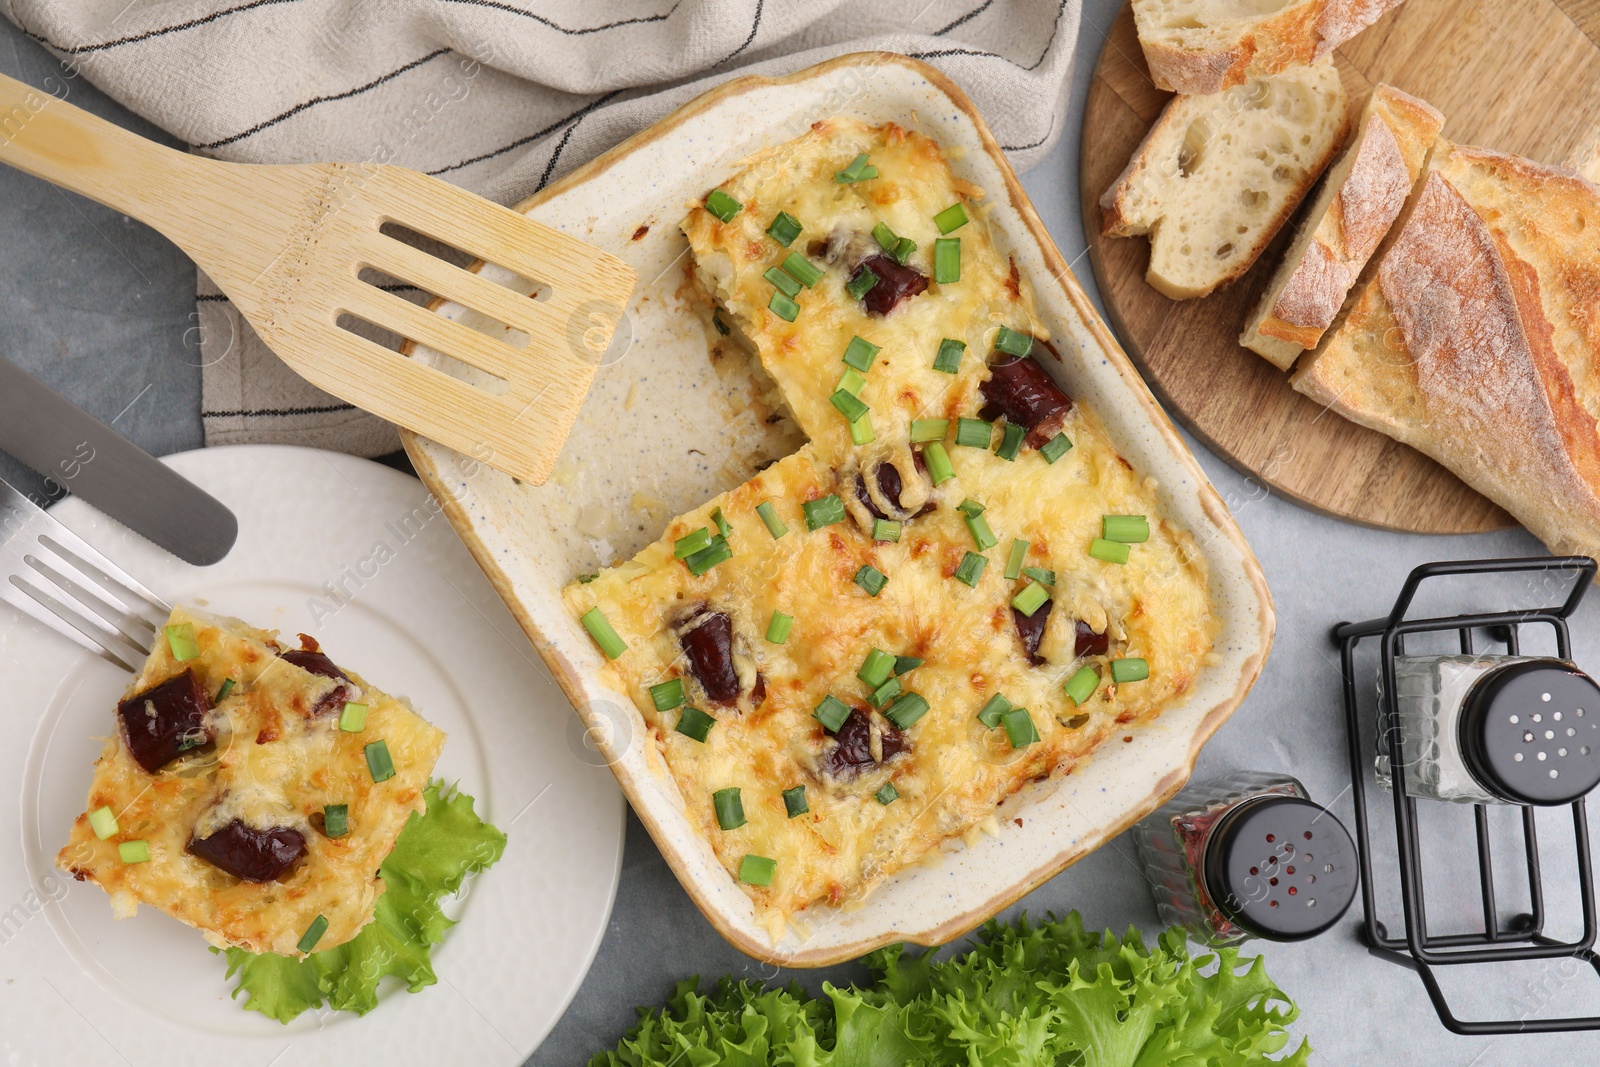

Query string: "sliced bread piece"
[[1292, 142, 1600, 561], [1132, 0, 1407, 94], [1100, 57, 1350, 300], [1241, 84, 1443, 368]]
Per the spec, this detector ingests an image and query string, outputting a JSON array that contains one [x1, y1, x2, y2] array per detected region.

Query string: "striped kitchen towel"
[[5, 0, 1081, 457]]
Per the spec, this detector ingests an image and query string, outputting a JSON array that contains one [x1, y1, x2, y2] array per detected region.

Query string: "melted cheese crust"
[[58, 607, 444, 956], [566, 120, 1216, 922]]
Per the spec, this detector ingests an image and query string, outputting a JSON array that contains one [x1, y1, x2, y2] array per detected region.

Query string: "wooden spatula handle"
[[0, 71, 212, 236]]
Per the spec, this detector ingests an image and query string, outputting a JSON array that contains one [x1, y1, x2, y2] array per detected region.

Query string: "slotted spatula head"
[[0, 74, 636, 486]]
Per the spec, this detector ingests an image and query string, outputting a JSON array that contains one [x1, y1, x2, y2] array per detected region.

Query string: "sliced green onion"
[[297, 914, 329, 953], [910, 418, 949, 443], [858, 648, 895, 688], [842, 336, 880, 371], [1112, 658, 1150, 684], [739, 854, 777, 885], [118, 840, 151, 865], [764, 264, 801, 298], [872, 519, 902, 543], [996, 421, 1025, 461], [712, 311, 730, 336], [884, 693, 929, 729], [850, 414, 876, 445], [1064, 666, 1100, 706], [923, 442, 955, 485], [955, 417, 993, 448], [934, 238, 961, 283], [965, 512, 998, 552], [766, 611, 793, 645], [814, 695, 851, 732], [705, 189, 742, 222], [994, 327, 1035, 357], [577, 573, 599, 584], [768, 291, 800, 322], [854, 565, 887, 597], [834, 152, 872, 183], [1022, 566, 1056, 587], [894, 656, 924, 675], [165, 623, 199, 662], [783, 253, 825, 287], [674, 527, 713, 558], [846, 266, 879, 300], [892, 237, 917, 265], [580, 607, 628, 659], [837, 368, 867, 396], [713, 787, 746, 830], [783, 785, 809, 818], [1061, 712, 1091, 729], [872, 221, 899, 253], [954, 551, 988, 587], [766, 211, 802, 246], [977, 693, 1011, 728], [934, 202, 969, 234], [364, 740, 396, 783], [323, 803, 349, 838], [1041, 433, 1073, 463], [858, 165, 880, 179], [338, 701, 368, 732], [830, 389, 869, 423], [88, 806, 119, 840], [1012, 581, 1050, 617], [1103, 515, 1151, 543], [1004, 539, 1029, 581], [1000, 706, 1039, 748], [875, 782, 899, 805], [933, 338, 966, 374], [957, 498, 985, 516], [1089, 538, 1131, 565], [650, 678, 685, 712], [676, 706, 716, 743], [868, 676, 902, 708], [803, 495, 846, 530], [215, 678, 237, 703], [755, 501, 788, 539], [684, 538, 733, 576]]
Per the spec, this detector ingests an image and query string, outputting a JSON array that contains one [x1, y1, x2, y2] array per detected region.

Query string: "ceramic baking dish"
[[400, 53, 1274, 966]]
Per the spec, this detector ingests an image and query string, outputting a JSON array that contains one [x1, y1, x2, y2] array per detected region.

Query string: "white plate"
[[0, 445, 623, 1066]]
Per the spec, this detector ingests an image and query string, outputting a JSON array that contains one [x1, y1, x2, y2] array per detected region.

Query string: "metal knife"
[[0, 357, 237, 565]]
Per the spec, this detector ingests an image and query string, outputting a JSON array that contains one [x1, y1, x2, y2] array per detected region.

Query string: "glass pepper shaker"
[[1375, 656, 1600, 805], [1131, 770, 1359, 945]]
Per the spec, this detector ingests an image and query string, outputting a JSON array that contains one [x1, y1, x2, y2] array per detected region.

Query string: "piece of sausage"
[[677, 610, 741, 705], [1075, 621, 1110, 657], [1013, 600, 1053, 666], [279, 648, 352, 717], [118, 670, 213, 774], [980, 355, 1072, 447], [855, 461, 935, 522], [822, 708, 907, 778], [188, 819, 306, 882], [850, 254, 929, 316]]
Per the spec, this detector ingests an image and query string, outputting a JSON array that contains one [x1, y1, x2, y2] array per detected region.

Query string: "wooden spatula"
[[0, 73, 635, 486]]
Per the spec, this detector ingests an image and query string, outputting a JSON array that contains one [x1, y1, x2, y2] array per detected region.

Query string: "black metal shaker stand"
[[1334, 556, 1600, 1034]]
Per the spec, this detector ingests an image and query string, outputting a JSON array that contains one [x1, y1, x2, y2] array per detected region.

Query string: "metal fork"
[[0, 475, 171, 674]]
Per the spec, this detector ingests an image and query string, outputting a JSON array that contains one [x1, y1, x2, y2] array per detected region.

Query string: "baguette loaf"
[[1132, 0, 1406, 94], [1100, 58, 1349, 300], [1241, 84, 1442, 368], [1293, 142, 1600, 562]]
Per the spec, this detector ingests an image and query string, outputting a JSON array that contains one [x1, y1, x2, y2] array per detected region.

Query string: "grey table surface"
[[5, 5, 1600, 1064]]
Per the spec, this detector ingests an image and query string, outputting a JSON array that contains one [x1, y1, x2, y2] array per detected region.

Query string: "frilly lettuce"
[[591, 913, 1309, 1066], [220, 781, 506, 1023]]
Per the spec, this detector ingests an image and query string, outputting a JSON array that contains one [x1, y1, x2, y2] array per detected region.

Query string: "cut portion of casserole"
[[58, 606, 445, 956], [566, 120, 1217, 923]]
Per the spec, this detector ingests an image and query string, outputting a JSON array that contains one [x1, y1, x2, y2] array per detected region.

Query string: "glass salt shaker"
[[1131, 770, 1358, 945], [1375, 656, 1600, 806]]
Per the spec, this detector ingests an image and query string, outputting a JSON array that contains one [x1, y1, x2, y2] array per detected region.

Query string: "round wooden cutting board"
[[1081, 0, 1600, 534]]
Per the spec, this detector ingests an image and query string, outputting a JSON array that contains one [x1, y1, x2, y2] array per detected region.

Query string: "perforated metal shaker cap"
[[1461, 659, 1600, 805], [1201, 795, 1359, 941]]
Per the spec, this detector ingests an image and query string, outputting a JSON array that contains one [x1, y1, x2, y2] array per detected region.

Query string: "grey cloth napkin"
[[5, 0, 1081, 457]]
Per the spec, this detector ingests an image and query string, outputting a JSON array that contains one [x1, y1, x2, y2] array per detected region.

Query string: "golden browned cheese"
[[564, 120, 1216, 923], [58, 607, 444, 956]]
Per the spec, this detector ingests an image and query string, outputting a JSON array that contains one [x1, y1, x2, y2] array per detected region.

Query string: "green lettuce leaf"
[[220, 781, 506, 1023], [590, 913, 1309, 1067]]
